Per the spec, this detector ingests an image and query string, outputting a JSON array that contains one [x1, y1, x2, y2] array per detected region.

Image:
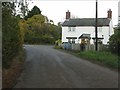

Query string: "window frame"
[[68, 27, 76, 32]]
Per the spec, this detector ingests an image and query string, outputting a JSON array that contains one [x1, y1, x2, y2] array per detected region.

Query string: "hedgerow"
[[2, 4, 23, 68]]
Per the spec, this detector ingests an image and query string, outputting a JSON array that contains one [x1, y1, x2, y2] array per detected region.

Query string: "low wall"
[[59, 43, 107, 51], [71, 44, 80, 51]]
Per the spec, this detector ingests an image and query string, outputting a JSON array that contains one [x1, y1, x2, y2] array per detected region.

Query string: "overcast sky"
[[27, 0, 119, 26]]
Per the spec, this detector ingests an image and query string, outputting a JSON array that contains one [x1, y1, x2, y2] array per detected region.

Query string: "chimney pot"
[[66, 10, 71, 19], [107, 9, 112, 19]]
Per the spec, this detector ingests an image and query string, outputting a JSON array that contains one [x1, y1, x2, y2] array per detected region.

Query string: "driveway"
[[14, 45, 118, 88]]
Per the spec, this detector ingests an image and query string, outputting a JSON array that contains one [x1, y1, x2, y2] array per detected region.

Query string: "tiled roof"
[[62, 18, 110, 27]]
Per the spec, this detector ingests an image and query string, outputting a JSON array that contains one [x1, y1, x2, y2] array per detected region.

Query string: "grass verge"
[[77, 51, 119, 68], [54, 47, 119, 69], [2, 48, 26, 88]]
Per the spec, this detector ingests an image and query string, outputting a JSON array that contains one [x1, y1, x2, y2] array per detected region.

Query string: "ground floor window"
[[68, 39, 71, 43], [72, 39, 75, 43]]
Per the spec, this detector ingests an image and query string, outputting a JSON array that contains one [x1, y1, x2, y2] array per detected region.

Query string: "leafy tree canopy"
[[24, 5, 41, 20], [27, 14, 45, 27]]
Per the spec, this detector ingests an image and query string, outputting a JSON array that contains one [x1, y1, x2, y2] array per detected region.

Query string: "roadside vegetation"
[[2, 2, 26, 88], [2, 49, 25, 88], [19, 6, 61, 44], [109, 28, 120, 56], [77, 51, 119, 68], [54, 45, 119, 69], [2, 3, 23, 68], [54, 46, 63, 49]]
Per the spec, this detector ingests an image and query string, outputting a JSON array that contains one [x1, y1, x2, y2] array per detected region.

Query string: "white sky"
[[27, 0, 119, 26]]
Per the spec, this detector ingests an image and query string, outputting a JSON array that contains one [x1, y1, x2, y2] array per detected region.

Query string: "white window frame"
[[72, 39, 75, 43], [68, 27, 71, 32], [99, 27, 102, 33], [72, 27, 75, 31], [68, 39, 71, 43], [68, 27, 76, 32]]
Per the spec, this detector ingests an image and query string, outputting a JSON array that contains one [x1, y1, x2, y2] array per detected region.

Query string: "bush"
[[54, 46, 63, 49], [24, 34, 55, 44], [2, 5, 23, 68], [109, 29, 120, 56]]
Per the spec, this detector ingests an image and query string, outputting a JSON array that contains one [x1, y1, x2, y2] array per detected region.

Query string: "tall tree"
[[24, 5, 41, 20], [7, 0, 29, 18]]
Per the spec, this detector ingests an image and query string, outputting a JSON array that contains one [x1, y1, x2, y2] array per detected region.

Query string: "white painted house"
[[62, 10, 114, 45]]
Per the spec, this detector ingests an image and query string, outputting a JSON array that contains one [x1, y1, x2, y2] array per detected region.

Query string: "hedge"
[[2, 7, 23, 68]]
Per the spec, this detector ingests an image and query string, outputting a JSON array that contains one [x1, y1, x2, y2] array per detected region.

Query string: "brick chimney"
[[107, 9, 112, 19], [66, 10, 71, 19]]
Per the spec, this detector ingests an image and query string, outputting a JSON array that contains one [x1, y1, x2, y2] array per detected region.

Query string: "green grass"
[[54, 47, 119, 69], [77, 51, 119, 68]]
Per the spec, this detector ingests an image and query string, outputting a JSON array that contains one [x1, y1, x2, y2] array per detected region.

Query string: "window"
[[72, 27, 75, 31], [99, 27, 102, 33], [68, 39, 71, 43], [68, 27, 75, 32], [72, 39, 75, 43], [68, 27, 71, 31]]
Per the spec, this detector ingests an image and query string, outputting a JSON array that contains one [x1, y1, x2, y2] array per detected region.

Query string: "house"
[[62, 10, 114, 45]]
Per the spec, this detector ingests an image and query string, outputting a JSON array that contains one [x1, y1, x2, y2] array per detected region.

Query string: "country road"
[[14, 45, 118, 88]]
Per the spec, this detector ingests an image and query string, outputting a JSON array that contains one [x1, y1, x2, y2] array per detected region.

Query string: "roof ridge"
[[62, 18, 110, 26]]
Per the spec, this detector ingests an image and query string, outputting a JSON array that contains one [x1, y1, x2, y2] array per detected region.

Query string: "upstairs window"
[[68, 27, 71, 31], [99, 27, 102, 33], [68, 27, 75, 32], [72, 27, 75, 31]]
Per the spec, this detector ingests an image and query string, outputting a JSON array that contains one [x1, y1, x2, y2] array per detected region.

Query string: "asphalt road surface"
[[14, 45, 118, 88]]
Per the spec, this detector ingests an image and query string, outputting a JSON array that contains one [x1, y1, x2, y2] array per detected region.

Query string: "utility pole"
[[95, 0, 98, 51]]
